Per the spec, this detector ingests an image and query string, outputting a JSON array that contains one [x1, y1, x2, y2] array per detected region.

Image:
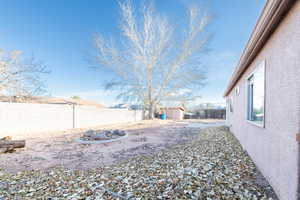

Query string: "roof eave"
[[224, 0, 295, 97]]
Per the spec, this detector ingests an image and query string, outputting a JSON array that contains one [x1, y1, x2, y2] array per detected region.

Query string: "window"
[[247, 61, 265, 126]]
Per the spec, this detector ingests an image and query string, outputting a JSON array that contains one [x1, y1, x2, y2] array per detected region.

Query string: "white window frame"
[[246, 60, 266, 128], [235, 86, 240, 96], [230, 96, 234, 113]]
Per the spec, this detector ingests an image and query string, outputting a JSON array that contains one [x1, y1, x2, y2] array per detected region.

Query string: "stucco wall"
[[0, 102, 142, 139], [226, 2, 300, 200], [75, 106, 142, 127]]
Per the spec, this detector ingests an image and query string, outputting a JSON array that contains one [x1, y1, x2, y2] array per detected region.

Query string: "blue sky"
[[0, 0, 264, 106]]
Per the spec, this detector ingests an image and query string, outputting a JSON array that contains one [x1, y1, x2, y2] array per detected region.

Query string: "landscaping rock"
[[83, 130, 95, 138], [0, 127, 277, 199]]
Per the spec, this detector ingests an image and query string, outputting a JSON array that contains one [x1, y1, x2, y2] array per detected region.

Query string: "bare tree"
[[0, 49, 49, 96], [92, 1, 211, 119]]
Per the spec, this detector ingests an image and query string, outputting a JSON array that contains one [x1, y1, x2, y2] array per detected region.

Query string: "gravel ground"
[[0, 126, 277, 199]]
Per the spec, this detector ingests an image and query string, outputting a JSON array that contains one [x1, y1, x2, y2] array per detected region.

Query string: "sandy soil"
[[0, 120, 224, 173]]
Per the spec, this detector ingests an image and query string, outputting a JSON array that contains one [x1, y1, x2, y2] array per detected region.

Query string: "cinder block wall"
[[75, 106, 142, 127], [226, 2, 300, 200], [0, 102, 142, 139]]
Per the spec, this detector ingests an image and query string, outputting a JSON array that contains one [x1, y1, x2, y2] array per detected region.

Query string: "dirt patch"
[[0, 120, 205, 173]]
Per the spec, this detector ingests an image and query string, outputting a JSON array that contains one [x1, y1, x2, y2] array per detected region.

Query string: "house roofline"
[[224, 0, 296, 97]]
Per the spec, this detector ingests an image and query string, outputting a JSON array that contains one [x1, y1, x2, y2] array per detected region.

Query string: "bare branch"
[[0, 50, 49, 96], [91, 1, 211, 119]]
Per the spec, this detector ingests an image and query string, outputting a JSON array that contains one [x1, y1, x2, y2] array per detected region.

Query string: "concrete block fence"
[[0, 102, 142, 139]]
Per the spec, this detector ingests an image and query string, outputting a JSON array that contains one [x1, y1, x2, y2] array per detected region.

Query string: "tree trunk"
[[148, 103, 155, 119], [0, 140, 25, 148], [142, 109, 146, 120]]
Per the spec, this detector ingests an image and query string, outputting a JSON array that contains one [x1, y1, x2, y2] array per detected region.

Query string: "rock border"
[[74, 132, 128, 144]]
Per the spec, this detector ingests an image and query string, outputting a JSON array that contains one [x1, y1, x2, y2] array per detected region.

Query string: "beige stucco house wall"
[[224, 1, 300, 200]]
